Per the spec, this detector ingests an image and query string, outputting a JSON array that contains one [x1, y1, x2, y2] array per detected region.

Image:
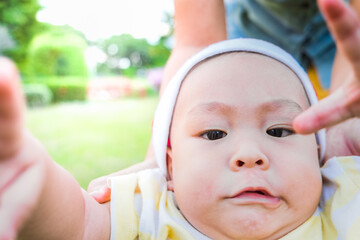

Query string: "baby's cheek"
[[176, 177, 218, 223], [182, 174, 218, 210], [196, 179, 217, 200]]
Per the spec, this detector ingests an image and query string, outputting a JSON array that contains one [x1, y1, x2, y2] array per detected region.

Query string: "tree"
[[96, 34, 170, 77], [0, 0, 42, 72]]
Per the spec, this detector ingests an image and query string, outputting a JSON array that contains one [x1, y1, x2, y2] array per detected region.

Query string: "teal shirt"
[[225, 0, 348, 88]]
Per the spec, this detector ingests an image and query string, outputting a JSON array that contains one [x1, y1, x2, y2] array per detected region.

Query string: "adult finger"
[[324, 118, 360, 160], [293, 86, 353, 134], [318, 0, 360, 73]]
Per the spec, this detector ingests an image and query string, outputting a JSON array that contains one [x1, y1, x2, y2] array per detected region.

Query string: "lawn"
[[25, 96, 158, 189]]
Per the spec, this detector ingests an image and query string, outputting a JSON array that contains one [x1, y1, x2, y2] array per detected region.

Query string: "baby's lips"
[[230, 186, 275, 198]]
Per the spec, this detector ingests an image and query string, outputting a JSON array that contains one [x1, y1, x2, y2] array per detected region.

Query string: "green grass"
[[25, 97, 158, 189]]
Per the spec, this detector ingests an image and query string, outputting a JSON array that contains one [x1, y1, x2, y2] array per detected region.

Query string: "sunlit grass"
[[25, 97, 158, 188]]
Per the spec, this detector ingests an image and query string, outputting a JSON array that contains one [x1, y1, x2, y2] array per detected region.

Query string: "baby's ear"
[[166, 147, 174, 191]]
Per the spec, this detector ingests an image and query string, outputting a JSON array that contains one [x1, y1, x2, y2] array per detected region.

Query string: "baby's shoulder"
[[319, 156, 360, 237], [321, 156, 360, 191], [109, 168, 166, 196], [109, 168, 169, 239]]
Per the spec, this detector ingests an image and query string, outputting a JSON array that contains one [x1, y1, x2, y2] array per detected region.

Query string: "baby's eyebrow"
[[187, 102, 237, 116], [258, 99, 304, 116], [187, 99, 303, 117]]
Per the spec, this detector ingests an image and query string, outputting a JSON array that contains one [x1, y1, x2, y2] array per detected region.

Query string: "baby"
[[1, 39, 359, 240]]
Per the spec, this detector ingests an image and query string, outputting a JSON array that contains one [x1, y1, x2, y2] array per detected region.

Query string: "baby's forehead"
[[174, 52, 310, 120], [177, 52, 308, 106], [186, 52, 298, 79]]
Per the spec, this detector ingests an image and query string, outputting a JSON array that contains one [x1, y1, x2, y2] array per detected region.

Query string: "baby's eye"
[[202, 130, 227, 140], [266, 128, 294, 138]]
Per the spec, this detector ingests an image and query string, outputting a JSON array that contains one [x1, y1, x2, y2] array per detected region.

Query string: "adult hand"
[[0, 58, 45, 240], [293, 0, 360, 134], [324, 118, 360, 160]]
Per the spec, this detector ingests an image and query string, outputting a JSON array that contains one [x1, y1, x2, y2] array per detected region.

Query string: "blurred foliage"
[[23, 83, 53, 107], [27, 27, 88, 77], [24, 76, 88, 102], [0, 24, 15, 53], [0, 0, 43, 72], [160, 11, 174, 44], [96, 34, 170, 77]]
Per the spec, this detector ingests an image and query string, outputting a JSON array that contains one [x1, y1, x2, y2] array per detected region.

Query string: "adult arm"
[[161, 0, 227, 94]]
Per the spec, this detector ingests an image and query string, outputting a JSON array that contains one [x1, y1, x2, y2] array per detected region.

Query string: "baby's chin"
[[195, 221, 303, 240], [181, 201, 316, 240]]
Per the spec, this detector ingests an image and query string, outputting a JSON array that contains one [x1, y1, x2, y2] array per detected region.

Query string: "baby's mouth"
[[229, 188, 281, 205], [238, 189, 270, 197]]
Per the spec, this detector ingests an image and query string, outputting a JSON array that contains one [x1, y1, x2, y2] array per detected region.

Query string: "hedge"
[[23, 76, 88, 103], [23, 84, 53, 107]]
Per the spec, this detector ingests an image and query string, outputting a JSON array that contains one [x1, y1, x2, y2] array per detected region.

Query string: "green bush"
[[27, 28, 88, 77], [23, 84, 53, 107], [23, 76, 88, 102]]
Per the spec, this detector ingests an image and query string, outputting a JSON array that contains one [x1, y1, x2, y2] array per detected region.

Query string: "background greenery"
[[1, 0, 171, 188], [26, 97, 158, 188], [0, 0, 172, 78], [0, 0, 43, 71]]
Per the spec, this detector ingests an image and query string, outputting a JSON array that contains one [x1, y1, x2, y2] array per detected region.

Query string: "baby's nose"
[[229, 144, 269, 171]]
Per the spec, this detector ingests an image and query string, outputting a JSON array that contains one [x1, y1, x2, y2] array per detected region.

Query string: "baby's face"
[[166, 53, 322, 240]]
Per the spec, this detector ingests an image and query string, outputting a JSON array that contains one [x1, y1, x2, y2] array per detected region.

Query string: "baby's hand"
[[0, 58, 45, 240], [88, 159, 158, 203]]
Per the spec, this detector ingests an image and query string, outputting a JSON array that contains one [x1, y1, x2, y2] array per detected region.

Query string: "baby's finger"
[[88, 160, 158, 203], [293, 87, 351, 134], [87, 175, 108, 193], [0, 58, 23, 118], [318, 0, 360, 73], [89, 186, 111, 204]]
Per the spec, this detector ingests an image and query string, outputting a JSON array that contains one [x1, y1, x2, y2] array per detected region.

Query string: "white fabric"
[[152, 38, 326, 176]]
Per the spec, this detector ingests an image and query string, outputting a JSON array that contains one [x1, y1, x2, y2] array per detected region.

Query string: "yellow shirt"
[[109, 156, 360, 240]]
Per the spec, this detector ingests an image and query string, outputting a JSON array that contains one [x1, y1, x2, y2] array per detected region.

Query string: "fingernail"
[[89, 190, 101, 196]]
